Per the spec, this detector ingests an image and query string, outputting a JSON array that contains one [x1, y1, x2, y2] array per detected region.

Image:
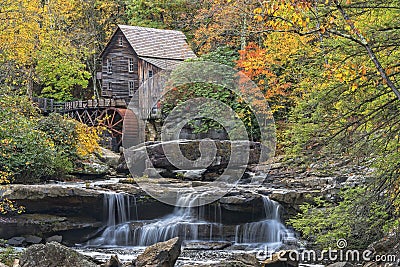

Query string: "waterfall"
[[86, 191, 223, 247], [130, 191, 224, 246], [86, 192, 294, 248], [234, 195, 294, 247], [86, 193, 137, 247]]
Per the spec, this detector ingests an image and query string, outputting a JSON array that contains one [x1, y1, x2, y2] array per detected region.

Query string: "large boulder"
[[18, 241, 97, 267], [124, 140, 265, 179], [133, 237, 182, 267]]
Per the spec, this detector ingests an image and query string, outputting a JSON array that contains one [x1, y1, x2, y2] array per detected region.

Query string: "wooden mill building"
[[98, 25, 196, 104], [35, 25, 196, 150]]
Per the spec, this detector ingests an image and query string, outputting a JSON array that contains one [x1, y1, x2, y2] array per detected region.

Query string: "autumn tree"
[[0, 0, 128, 100], [243, 0, 400, 247]]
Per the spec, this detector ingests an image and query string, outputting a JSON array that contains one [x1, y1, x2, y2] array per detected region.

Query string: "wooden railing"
[[32, 97, 127, 113]]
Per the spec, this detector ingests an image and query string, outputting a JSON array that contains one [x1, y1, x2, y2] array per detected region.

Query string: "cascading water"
[[86, 192, 294, 248], [234, 196, 294, 248], [86, 193, 137, 246], [130, 192, 224, 246]]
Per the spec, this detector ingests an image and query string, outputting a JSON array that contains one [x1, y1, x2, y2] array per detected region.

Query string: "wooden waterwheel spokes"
[[99, 108, 125, 146]]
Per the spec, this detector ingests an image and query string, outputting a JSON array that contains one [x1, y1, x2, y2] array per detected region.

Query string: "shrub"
[[288, 187, 397, 249], [0, 106, 60, 183], [37, 113, 103, 160]]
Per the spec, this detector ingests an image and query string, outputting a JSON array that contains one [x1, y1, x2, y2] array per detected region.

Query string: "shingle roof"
[[138, 57, 184, 70], [118, 25, 196, 61]]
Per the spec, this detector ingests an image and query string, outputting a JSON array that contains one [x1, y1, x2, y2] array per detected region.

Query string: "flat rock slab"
[[184, 241, 232, 250], [1, 214, 102, 240]]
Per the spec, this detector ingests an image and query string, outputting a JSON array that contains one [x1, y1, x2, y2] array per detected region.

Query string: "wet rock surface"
[[104, 255, 123, 267], [327, 263, 354, 267], [0, 156, 370, 250], [177, 250, 261, 267], [133, 237, 182, 267], [362, 232, 400, 267], [19, 241, 97, 267], [122, 140, 264, 179], [1, 214, 101, 244], [183, 241, 232, 250]]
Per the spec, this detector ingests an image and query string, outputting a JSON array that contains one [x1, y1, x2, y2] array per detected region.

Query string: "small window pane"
[[128, 58, 134, 72], [107, 58, 112, 74], [129, 81, 135, 96], [148, 70, 153, 78]]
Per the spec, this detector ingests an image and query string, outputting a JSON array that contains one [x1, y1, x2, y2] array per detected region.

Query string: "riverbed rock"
[[123, 140, 264, 178], [45, 235, 62, 243], [96, 147, 121, 168], [133, 237, 182, 267], [0, 213, 102, 243], [173, 169, 207, 180], [2, 184, 101, 199], [262, 251, 298, 267], [363, 232, 400, 267], [24, 235, 42, 245], [74, 160, 110, 177], [19, 241, 97, 267], [7, 237, 25, 246], [184, 241, 231, 250], [219, 193, 261, 213], [180, 252, 261, 267], [104, 255, 123, 267]]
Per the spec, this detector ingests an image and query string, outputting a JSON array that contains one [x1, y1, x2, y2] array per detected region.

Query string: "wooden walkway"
[[32, 97, 127, 114], [32, 97, 140, 150]]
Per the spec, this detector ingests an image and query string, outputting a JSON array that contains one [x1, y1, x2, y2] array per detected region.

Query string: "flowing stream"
[[85, 192, 294, 249]]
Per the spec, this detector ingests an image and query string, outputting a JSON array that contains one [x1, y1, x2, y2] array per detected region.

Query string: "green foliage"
[[36, 114, 78, 175], [199, 46, 239, 68], [0, 94, 102, 183], [125, 0, 168, 29], [289, 187, 397, 249], [161, 47, 261, 140], [0, 246, 20, 266], [125, 0, 201, 36], [36, 41, 91, 101], [0, 95, 60, 183], [37, 114, 78, 161]]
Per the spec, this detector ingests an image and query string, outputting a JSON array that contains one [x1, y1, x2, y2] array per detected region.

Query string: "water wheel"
[[99, 108, 139, 150]]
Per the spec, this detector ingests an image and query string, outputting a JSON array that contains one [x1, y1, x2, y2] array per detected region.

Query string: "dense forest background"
[[1, 0, 399, 250]]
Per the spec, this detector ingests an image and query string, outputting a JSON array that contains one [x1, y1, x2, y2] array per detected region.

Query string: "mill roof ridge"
[[117, 24, 196, 61]]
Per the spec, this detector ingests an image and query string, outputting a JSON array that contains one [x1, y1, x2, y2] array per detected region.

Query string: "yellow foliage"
[[0, 170, 12, 184], [0, 170, 24, 214], [74, 123, 104, 158]]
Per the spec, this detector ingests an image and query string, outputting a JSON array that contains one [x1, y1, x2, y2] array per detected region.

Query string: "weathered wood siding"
[[101, 29, 139, 102], [138, 59, 163, 119]]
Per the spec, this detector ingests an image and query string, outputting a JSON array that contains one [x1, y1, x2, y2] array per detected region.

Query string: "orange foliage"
[[236, 32, 312, 113]]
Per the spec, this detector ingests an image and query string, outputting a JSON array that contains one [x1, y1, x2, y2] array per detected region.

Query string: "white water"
[[86, 193, 138, 246], [234, 196, 294, 248], [85, 192, 295, 248]]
